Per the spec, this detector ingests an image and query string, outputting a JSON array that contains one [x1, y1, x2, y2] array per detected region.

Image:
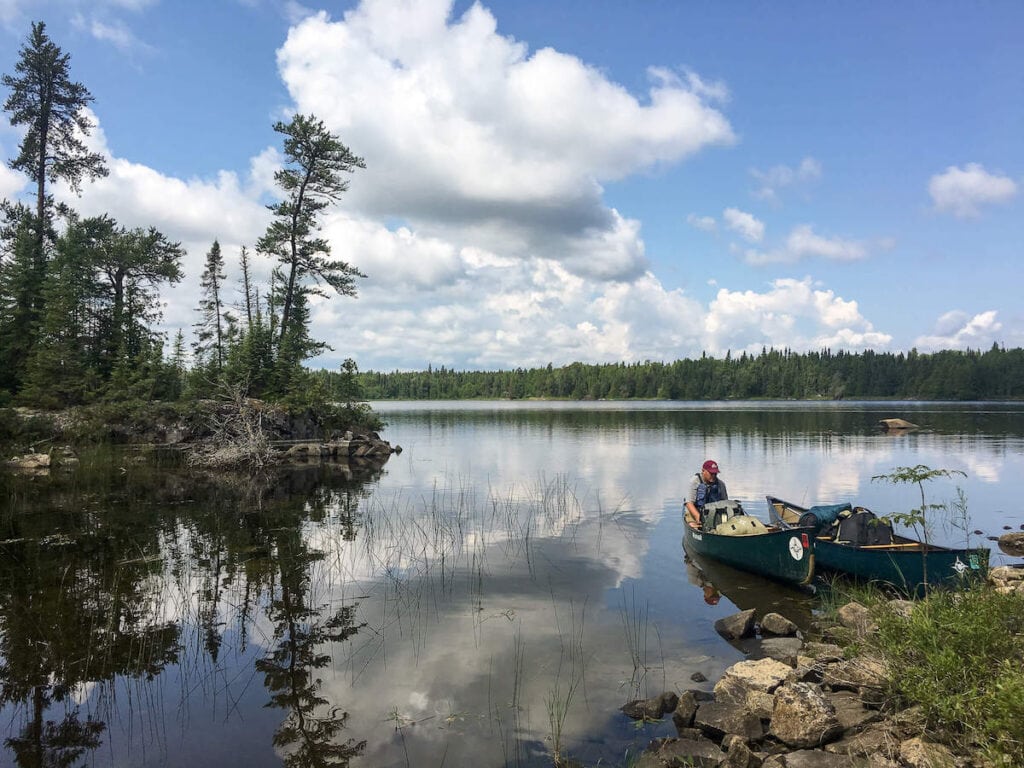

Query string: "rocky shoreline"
[[2, 401, 400, 472], [618, 574, 1023, 768]]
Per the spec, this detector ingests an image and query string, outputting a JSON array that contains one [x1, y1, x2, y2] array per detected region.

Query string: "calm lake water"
[[2, 400, 1023, 767]]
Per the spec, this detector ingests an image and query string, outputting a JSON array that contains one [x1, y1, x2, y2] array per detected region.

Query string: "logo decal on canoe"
[[788, 536, 804, 561]]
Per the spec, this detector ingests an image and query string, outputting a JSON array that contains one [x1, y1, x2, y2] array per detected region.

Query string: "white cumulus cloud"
[[914, 310, 1004, 351], [722, 207, 764, 243], [743, 225, 866, 265], [928, 163, 1017, 218], [274, 0, 735, 281], [703, 277, 890, 356]]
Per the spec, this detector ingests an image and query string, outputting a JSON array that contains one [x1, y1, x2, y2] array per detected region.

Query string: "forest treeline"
[[336, 345, 1024, 401]]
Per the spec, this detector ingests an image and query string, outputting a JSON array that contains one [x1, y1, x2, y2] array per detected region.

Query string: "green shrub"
[[872, 586, 1024, 763]]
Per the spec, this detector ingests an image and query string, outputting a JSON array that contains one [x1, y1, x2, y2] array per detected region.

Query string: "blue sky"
[[1, 0, 1021, 372]]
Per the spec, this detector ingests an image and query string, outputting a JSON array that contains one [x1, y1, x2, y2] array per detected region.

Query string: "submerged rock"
[[997, 531, 1024, 557]]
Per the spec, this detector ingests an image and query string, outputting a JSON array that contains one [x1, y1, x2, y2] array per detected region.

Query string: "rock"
[[744, 689, 775, 720], [786, 664, 824, 685], [800, 642, 845, 663], [997, 532, 1024, 557], [769, 682, 843, 749], [715, 609, 758, 641], [899, 736, 956, 768], [759, 612, 799, 637], [989, 565, 1024, 594], [722, 737, 759, 768], [818, 624, 857, 646], [672, 691, 699, 731], [749, 637, 803, 667], [634, 737, 724, 768], [824, 722, 901, 759], [621, 691, 679, 720], [5, 452, 51, 470], [835, 602, 878, 637], [694, 699, 765, 743], [714, 658, 793, 705], [691, 671, 708, 683], [821, 655, 888, 696], [284, 443, 321, 459], [825, 690, 882, 732], [879, 418, 918, 430], [781, 750, 851, 767], [886, 599, 916, 619]]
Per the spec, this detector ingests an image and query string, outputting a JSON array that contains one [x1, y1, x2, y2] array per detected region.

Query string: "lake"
[[1, 400, 1022, 767]]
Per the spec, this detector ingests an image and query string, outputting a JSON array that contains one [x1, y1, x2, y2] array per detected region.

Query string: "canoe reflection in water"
[[683, 540, 817, 635]]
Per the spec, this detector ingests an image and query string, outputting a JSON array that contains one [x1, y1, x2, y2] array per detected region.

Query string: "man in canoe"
[[685, 459, 729, 527]]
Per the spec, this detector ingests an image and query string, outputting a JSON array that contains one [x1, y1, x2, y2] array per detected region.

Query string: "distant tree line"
[[338, 345, 1024, 401], [0, 21, 370, 422]]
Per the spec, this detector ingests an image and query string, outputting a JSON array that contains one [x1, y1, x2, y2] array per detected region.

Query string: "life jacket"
[[695, 473, 724, 513]]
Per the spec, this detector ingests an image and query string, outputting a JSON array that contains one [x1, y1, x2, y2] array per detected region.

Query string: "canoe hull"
[[683, 523, 815, 586], [767, 495, 990, 596]]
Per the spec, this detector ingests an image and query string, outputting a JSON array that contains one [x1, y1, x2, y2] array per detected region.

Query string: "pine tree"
[[20, 215, 101, 406], [193, 239, 229, 371], [255, 114, 365, 352], [1, 22, 107, 395]]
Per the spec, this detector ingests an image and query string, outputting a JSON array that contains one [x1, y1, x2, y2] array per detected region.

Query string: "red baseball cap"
[[702, 460, 720, 474]]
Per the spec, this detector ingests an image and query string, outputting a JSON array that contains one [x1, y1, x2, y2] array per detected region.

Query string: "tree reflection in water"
[[0, 455, 383, 767], [256, 521, 367, 766]]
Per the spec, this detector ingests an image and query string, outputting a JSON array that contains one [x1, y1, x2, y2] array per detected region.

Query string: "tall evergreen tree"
[[20, 215, 102, 406], [1, 21, 107, 395], [193, 239, 229, 371], [2, 21, 107, 250], [237, 245, 255, 328], [92, 221, 184, 376], [255, 114, 365, 351]]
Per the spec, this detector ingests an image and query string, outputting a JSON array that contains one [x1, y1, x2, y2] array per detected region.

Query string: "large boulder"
[[714, 609, 758, 641], [750, 636, 804, 667], [759, 612, 799, 637], [672, 690, 700, 731], [769, 682, 843, 748], [694, 699, 765, 743], [821, 655, 888, 698], [714, 658, 792, 705]]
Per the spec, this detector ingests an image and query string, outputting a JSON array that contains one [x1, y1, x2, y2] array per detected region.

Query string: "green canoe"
[[767, 495, 990, 596], [682, 516, 816, 587]]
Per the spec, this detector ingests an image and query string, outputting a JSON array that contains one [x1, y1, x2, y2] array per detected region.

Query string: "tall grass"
[[545, 597, 588, 768], [870, 585, 1024, 765]]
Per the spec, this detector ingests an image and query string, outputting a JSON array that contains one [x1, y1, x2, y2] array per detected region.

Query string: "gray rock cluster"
[[621, 603, 966, 768], [281, 430, 400, 463]]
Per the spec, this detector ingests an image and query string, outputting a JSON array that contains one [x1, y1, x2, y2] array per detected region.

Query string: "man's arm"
[[684, 500, 701, 527]]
